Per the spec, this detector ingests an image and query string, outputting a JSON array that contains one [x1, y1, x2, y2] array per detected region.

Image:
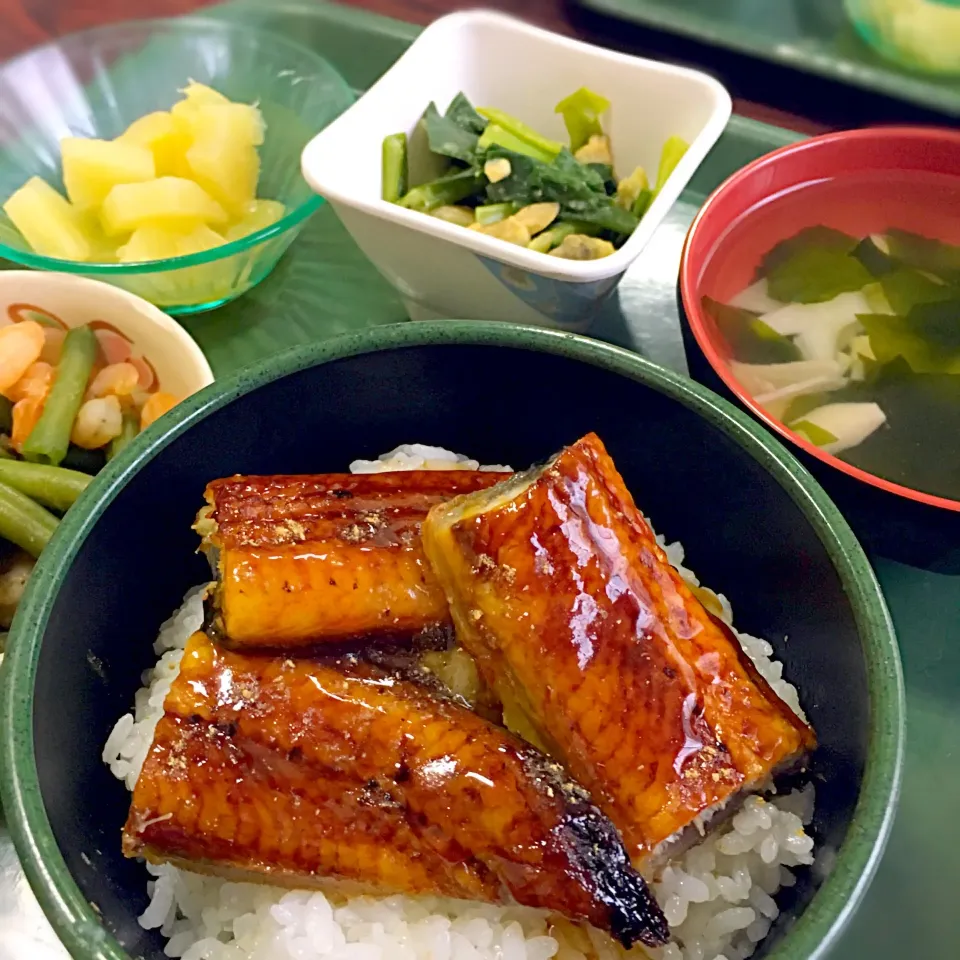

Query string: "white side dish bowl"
[[301, 10, 731, 329]]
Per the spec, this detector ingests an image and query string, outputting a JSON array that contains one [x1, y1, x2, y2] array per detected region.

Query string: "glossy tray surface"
[[1, 3, 958, 959]]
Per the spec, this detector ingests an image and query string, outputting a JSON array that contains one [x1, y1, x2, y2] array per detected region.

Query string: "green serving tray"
[[574, 0, 960, 117], [2, 3, 958, 958]]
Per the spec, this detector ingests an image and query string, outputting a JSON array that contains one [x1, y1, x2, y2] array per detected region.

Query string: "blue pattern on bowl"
[[476, 253, 622, 330]]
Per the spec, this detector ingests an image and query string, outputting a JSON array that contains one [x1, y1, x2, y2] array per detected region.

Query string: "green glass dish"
[[0, 321, 904, 960], [0, 18, 355, 315]]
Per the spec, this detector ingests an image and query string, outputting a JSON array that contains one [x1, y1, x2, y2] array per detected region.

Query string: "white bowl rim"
[[0, 270, 214, 391], [301, 9, 732, 285]]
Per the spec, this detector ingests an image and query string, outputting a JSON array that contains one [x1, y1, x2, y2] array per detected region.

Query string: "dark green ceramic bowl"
[[0, 322, 903, 960]]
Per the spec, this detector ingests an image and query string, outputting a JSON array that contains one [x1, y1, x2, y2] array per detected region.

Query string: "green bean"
[[381, 133, 408, 203], [0, 459, 91, 512], [477, 108, 563, 158], [21, 325, 97, 467], [632, 187, 653, 219], [0, 446, 13, 461], [107, 412, 139, 462], [527, 221, 600, 254], [0, 396, 11, 434], [0, 479, 58, 558], [554, 87, 610, 152], [477, 124, 555, 164], [399, 169, 484, 213], [475, 203, 515, 226], [654, 135, 690, 194]]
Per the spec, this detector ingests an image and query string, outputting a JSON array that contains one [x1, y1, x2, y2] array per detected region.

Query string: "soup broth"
[[700, 169, 960, 503]]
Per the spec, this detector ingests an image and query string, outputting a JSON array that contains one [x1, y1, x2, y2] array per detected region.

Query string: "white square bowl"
[[301, 10, 731, 329]]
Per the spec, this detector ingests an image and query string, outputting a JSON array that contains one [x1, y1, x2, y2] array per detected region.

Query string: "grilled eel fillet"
[[124, 632, 669, 948], [421, 433, 816, 865], [198, 471, 509, 649]]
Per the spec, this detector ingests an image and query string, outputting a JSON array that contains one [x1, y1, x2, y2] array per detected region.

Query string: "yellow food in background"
[[0, 82, 285, 272]]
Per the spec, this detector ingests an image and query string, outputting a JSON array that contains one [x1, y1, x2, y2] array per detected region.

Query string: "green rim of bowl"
[[0, 16, 347, 274], [0, 321, 904, 960]]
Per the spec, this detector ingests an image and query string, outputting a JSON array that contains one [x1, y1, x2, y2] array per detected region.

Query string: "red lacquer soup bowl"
[[679, 127, 960, 567]]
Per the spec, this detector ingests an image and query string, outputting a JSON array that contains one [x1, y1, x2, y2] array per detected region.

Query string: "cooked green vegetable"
[[884, 229, 960, 283], [702, 297, 802, 365], [0, 479, 58, 558], [0, 445, 13, 461], [477, 107, 563, 159], [429, 205, 475, 227], [381, 133, 409, 203], [0, 459, 91, 512], [475, 203, 516, 226], [762, 227, 873, 304], [879, 267, 956, 315], [484, 147, 638, 235], [477, 124, 555, 164], [789, 419, 839, 447], [422, 104, 480, 163], [527, 221, 599, 253], [554, 88, 610, 152], [398, 168, 484, 213], [20, 325, 97, 467], [859, 305, 960, 375], [0, 397, 11, 435], [445, 92, 487, 135], [654, 136, 690, 193], [108, 412, 140, 462], [385, 88, 683, 259]]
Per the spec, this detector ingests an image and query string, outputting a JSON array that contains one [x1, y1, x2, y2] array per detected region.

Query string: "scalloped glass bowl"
[[0, 18, 355, 315]]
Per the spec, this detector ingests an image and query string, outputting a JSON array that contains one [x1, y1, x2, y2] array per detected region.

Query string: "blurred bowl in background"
[[844, 0, 960, 75]]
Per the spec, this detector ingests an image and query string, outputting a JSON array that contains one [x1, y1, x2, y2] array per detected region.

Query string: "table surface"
[[2, 3, 959, 960]]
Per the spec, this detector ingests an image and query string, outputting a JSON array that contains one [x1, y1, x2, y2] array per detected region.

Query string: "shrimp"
[[71, 396, 123, 449], [86, 362, 140, 401], [0, 321, 45, 395], [6, 362, 53, 403], [11, 395, 47, 452], [140, 391, 177, 430]]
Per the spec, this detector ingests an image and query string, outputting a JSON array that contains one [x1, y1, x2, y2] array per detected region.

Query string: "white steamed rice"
[[103, 444, 816, 960]]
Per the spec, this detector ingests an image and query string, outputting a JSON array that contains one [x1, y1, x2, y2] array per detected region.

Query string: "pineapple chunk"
[[117, 111, 192, 177], [180, 102, 264, 147], [185, 104, 264, 215], [75, 209, 118, 263], [171, 80, 231, 117], [2, 177, 91, 261], [117, 225, 180, 262], [177, 223, 226, 256], [100, 177, 228, 236], [225, 199, 285, 241], [118, 223, 224, 262], [61, 137, 155, 209]]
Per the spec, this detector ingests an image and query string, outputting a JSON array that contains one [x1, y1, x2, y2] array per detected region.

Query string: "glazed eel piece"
[[422, 433, 816, 865], [197, 470, 509, 649], [124, 632, 669, 948]]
